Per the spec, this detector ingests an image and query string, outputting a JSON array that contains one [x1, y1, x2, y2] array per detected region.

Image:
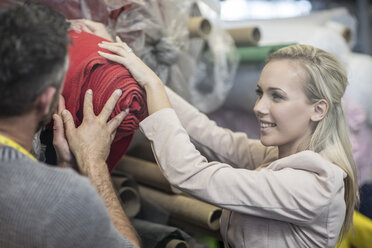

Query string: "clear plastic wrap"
[[3, 0, 237, 113], [111, 0, 238, 113], [188, 1, 239, 113]]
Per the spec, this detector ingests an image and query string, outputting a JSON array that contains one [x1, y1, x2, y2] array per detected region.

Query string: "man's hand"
[[53, 95, 77, 169], [57, 90, 140, 247], [69, 19, 113, 41], [61, 89, 128, 175]]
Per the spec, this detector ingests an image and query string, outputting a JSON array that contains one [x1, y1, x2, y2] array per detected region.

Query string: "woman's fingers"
[[99, 41, 133, 54], [98, 39, 163, 89], [98, 51, 127, 65]]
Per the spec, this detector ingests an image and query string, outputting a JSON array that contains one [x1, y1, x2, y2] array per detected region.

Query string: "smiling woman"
[[98, 41, 358, 248], [253, 58, 328, 160]]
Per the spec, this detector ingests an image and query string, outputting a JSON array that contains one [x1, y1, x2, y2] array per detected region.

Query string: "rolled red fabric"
[[64, 30, 148, 172]]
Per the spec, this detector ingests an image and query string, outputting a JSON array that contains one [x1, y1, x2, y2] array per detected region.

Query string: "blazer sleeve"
[[140, 108, 346, 224], [165, 87, 274, 170]]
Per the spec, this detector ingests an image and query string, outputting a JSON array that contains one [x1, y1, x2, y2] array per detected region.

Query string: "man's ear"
[[311, 99, 328, 122], [34, 86, 57, 115]]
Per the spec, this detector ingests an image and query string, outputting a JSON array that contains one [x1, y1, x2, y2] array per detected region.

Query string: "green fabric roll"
[[237, 43, 297, 63]]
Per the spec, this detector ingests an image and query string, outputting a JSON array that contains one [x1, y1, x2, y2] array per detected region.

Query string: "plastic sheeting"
[[112, 0, 238, 113], [7, 0, 237, 113]]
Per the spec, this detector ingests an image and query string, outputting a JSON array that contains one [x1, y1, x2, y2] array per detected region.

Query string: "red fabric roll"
[[64, 30, 148, 172]]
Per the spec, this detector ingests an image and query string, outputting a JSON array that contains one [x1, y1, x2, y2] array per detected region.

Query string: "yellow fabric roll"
[[338, 211, 372, 248]]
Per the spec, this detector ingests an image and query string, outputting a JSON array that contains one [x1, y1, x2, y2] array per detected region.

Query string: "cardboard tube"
[[114, 155, 175, 193], [111, 174, 141, 218], [169, 217, 223, 241], [117, 186, 141, 218], [111, 174, 137, 189], [139, 186, 222, 231], [325, 20, 351, 43], [188, 16, 212, 38], [166, 239, 189, 248], [226, 26, 261, 46]]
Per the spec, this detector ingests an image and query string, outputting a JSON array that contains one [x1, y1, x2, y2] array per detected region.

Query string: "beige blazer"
[[139, 88, 347, 248]]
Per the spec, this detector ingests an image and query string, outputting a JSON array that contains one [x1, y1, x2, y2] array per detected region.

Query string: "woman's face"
[[253, 59, 315, 157]]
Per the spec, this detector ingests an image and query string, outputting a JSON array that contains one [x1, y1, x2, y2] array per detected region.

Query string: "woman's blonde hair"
[[267, 44, 359, 243]]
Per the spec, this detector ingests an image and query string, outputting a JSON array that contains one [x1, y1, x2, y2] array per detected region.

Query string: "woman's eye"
[[255, 89, 263, 97], [272, 93, 284, 100]]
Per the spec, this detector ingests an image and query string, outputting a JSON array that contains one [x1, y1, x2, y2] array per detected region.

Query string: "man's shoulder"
[[0, 146, 95, 207], [0, 150, 133, 247]]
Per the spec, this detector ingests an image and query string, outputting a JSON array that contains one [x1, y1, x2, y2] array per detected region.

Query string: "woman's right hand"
[[97, 37, 163, 90]]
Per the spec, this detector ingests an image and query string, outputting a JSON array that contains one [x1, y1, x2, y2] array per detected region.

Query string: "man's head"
[[0, 3, 69, 118]]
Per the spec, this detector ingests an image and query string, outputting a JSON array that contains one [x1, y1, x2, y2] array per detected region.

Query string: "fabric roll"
[[117, 186, 141, 218], [236, 43, 295, 63], [63, 30, 148, 172], [139, 186, 222, 231], [188, 17, 212, 38], [111, 171, 138, 189], [114, 155, 175, 194], [338, 211, 372, 248], [359, 183, 372, 220], [325, 20, 351, 43], [136, 198, 170, 225], [111, 173, 141, 218], [168, 217, 222, 241], [165, 239, 189, 248], [131, 219, 189, 248], [131, 218, 209, 248], [226, 26, 261, 46]]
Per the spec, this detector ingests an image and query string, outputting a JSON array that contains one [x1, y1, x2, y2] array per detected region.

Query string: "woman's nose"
[[253, 97, 268, 117]]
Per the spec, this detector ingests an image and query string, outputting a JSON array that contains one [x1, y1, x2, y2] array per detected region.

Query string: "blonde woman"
[[98, 41, 358, 247]]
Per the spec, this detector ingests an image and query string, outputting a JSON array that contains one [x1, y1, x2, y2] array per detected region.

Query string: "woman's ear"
[[311, 99, 328, 122]]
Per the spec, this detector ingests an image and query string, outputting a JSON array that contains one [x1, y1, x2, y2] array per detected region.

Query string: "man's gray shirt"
[[0, 146, 134, 248]]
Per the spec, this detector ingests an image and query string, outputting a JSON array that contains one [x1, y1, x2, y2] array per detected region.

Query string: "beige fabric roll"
[[115, 155, 176, 193], [111, 174, 141, 218], [226, 26, 261, 46], [116, 186, 141, 218], [188, 16, 212, 38], [139, 186, 222, 231], [165, 239, 189, 248], [111, 175, 133, 189]]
